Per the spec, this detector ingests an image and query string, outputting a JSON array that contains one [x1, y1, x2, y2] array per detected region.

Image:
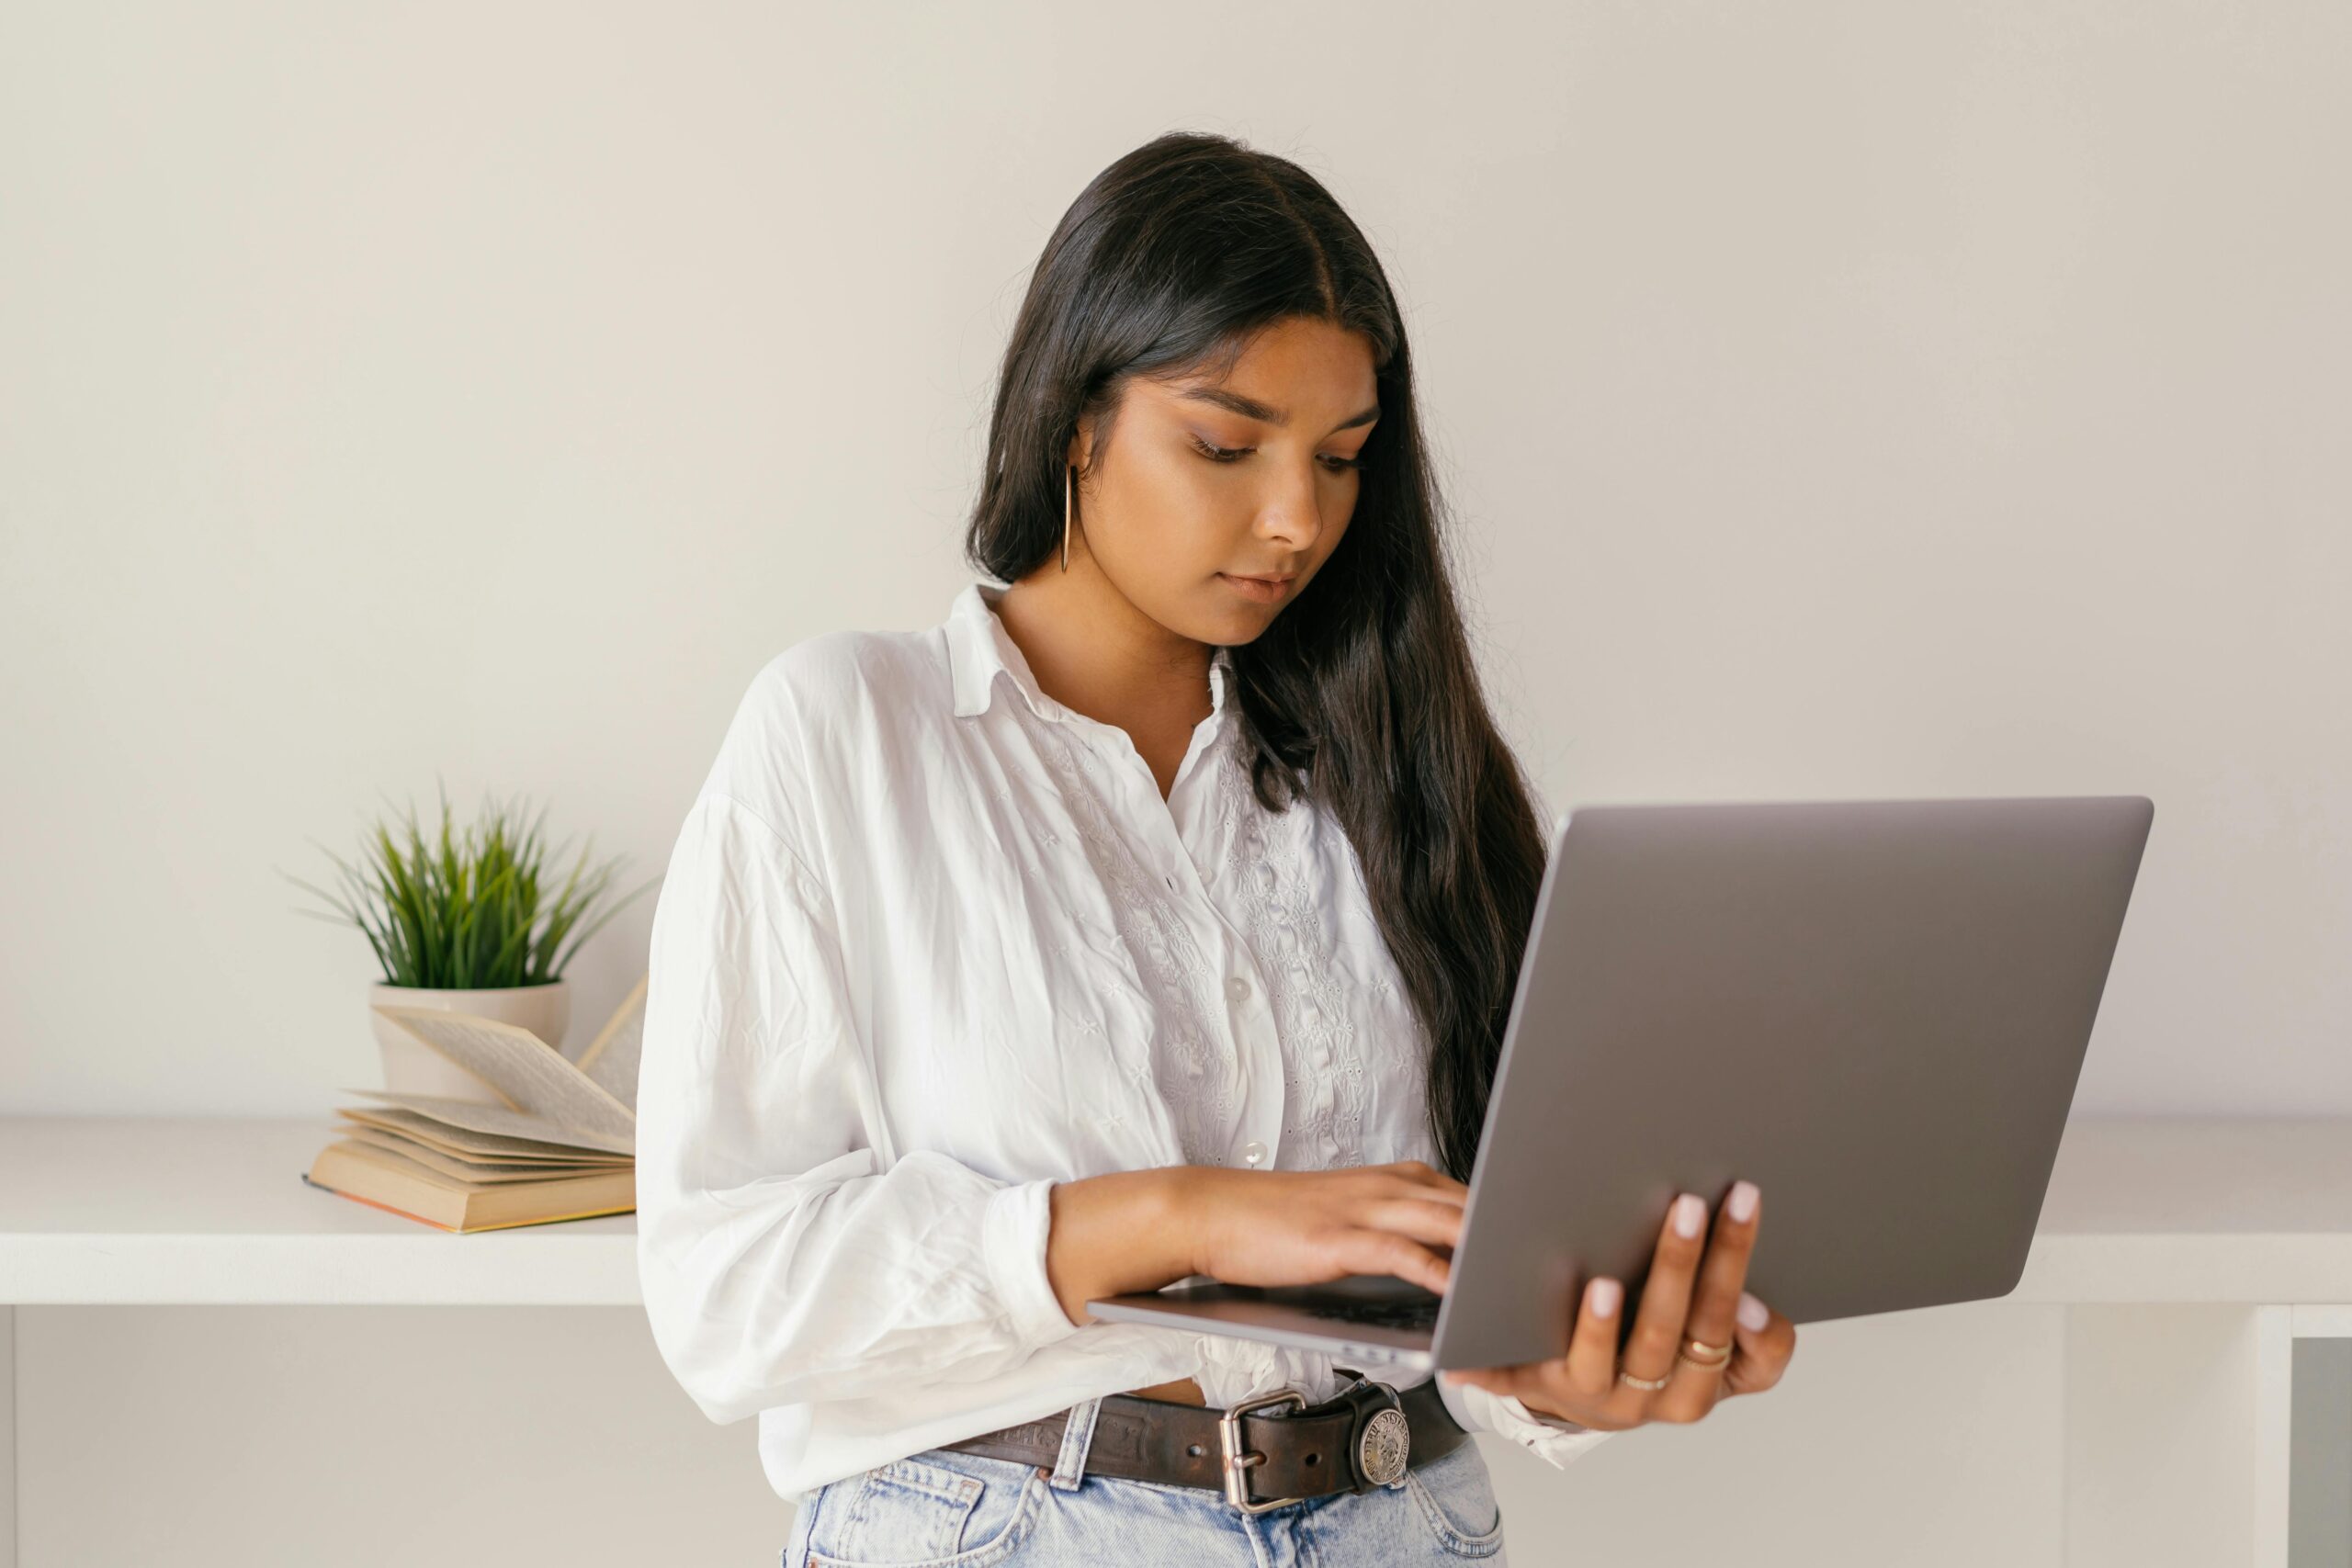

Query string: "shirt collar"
[[946, 580, 1234, 727]]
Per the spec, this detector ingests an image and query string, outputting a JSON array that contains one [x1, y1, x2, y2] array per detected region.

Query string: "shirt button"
[[1226, 976, 1250, 1004], [1240, 1141, 1268, 1167]]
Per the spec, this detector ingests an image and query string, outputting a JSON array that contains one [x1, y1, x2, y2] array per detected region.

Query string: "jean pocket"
[[1401, 1440, 1506, 1559], [804, 1451, 1042, 1568]]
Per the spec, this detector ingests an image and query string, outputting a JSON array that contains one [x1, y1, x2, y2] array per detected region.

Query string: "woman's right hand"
[[1177, 1159, 1468, 1296]]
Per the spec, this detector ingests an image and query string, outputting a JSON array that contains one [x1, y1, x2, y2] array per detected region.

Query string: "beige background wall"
[[3, 2, 2345, 1563], [6, 0, 2347, 1122]]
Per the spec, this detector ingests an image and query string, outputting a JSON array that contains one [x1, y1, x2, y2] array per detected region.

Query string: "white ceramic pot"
[[367, 979, 571, 1102]]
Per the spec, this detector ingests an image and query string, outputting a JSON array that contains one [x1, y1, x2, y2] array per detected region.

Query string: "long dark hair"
[[963, 130, 1552, 1185]]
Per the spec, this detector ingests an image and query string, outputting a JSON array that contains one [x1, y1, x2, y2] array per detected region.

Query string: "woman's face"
[[1065, 314, 1379, 649]]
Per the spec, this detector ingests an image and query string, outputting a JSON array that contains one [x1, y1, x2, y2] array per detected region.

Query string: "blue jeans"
[[781, 1395, 1509, 1566]]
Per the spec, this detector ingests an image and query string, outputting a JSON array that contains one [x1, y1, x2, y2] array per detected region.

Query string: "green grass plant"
[[285, 781, 657, 989]]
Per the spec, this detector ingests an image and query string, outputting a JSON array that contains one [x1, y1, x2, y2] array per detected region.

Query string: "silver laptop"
[[1086, 795, 2154, 1374]]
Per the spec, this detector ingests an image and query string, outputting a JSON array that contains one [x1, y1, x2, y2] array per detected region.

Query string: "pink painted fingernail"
[[1672, 1193, 1704, 1238], [1738, 1292, 1770, 1331], [1727, 1180, 1759, 1223], [1590, 1278, 1623, 1318]]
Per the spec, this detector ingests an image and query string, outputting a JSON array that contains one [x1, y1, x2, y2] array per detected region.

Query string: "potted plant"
[[285, 783, 658, 1101]]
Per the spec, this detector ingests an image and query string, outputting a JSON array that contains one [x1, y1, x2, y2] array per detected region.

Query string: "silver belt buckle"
[[1218, 1389, 1307, 1515]]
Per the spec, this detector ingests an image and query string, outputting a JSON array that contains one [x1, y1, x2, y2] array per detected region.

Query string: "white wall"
[[4, 3, 2346, 1117], [2, 3, 2346, 1562]]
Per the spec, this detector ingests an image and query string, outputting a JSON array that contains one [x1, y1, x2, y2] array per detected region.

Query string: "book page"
[[334, 1104, 615, 1164], [372, 1005, 635, 1148], [342, 1124, 627, 1184], [340, 1087, 635, 1157], [571, 974, 646, 1113]]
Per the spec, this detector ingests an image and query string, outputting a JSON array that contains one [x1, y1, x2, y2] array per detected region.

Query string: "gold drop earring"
[[1062, 464, 1074, 571]]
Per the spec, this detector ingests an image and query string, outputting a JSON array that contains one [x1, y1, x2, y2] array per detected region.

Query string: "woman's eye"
[[1189, 434, 1364, 473]]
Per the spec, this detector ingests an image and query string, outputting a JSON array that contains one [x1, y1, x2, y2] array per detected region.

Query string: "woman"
[[638, 130, 1797, 1566]]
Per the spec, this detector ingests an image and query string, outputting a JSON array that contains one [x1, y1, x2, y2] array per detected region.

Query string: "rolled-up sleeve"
[[636, 788, 1081, 1427], [1432, 1374, 1616, 1470]]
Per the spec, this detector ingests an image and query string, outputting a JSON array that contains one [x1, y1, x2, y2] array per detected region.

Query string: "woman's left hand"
[[1439, 1179, 1797, 1430]]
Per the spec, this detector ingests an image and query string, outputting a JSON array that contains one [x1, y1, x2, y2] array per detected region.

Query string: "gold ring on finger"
[[1616, 1367, 1672, 1392], [1679, 1337, 1733, 1365]]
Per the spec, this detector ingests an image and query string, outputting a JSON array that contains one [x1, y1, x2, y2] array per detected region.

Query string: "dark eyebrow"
[[1177, 386, 1380, 434]]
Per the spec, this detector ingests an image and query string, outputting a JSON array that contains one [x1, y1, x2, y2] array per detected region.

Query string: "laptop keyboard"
[[1294, 1293, 1442, 1332]]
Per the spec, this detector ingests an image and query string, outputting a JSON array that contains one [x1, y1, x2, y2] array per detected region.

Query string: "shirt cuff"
[[1434, 1376, 1616, 1471], [981, 1177, 1086, 1348]]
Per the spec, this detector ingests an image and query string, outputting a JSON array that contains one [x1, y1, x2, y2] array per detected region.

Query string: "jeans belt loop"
[[1047, 1395, 1102, 1492]]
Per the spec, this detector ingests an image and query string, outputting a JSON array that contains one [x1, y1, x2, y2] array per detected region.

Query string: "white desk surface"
[[2, 1115, 2348, 1306]]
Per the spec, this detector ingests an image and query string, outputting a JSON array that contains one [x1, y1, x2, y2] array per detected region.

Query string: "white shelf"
[[0, 1116, 635, 1305], [4, 1113, 2350, 1308]]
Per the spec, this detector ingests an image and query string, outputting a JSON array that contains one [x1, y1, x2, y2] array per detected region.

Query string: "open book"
[[301, 976, 646, 1233]]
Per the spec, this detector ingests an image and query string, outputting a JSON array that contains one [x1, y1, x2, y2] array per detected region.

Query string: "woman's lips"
[[1219, 572, 1292, 603]]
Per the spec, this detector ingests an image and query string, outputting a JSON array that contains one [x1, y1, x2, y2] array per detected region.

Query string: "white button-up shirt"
[[636, 579, 1612, 1502]]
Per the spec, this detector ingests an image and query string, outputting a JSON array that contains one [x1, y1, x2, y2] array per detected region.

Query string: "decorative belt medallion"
[[1358, 1405, 1411, 1487]]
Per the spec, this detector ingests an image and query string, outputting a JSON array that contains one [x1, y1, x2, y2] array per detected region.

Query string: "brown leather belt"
[[940, 1372, 1465, 1514]]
